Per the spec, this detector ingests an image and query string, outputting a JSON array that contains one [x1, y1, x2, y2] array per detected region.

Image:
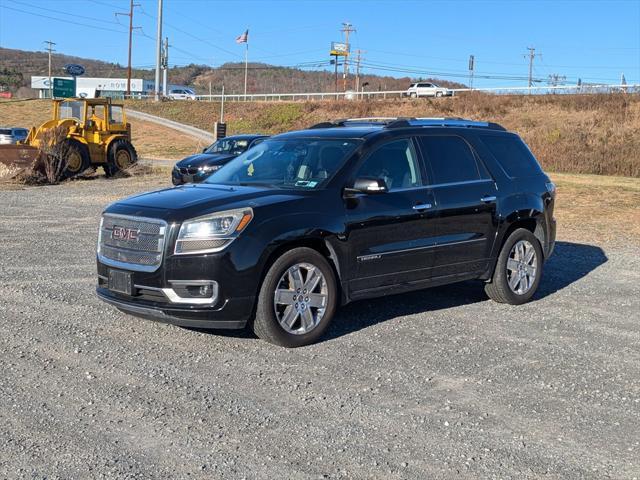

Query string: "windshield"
[[205, 138, 252, 155], [205, 138, 360, 189], [58, 100, 84, 121]]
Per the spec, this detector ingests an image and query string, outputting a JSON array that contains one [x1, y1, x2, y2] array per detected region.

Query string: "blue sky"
[[1, 0, 638, 88]]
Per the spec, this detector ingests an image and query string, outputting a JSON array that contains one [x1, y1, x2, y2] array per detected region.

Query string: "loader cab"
[[53, 98, 128, 133]]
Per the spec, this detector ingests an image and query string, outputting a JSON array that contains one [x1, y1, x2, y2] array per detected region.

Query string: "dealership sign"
[[64, 64, 85, 77]]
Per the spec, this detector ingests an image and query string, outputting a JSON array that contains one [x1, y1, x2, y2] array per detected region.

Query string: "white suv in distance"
[[168, 88, 197, 101], [405, 82, 452, 98]]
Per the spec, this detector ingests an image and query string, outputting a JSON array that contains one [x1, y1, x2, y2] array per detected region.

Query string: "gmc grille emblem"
[[112, 226, 140, 242]]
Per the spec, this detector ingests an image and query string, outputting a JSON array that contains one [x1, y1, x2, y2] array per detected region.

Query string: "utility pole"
[[547, 73, 566, 94], [332, 56, 339, 99], [116, 0, 140, 98], [354, 49, 365, 96], [154, 0, 163, 101], [44, 40, 55, 99], [524, 46, 540, 94], [340, 22, 355, 91], [468, 54, 475, 90], [162, 36, 169, 97]]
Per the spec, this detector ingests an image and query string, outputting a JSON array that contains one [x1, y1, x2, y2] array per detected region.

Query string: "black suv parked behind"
[[172, 134, 268, 185], [97, 117, 556, 347]]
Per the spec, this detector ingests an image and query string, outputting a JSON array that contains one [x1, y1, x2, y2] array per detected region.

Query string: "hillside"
[[0, 47, 463, 96], [127, 93, 640, 177]]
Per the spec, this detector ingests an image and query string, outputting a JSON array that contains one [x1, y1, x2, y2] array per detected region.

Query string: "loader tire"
[[104, 139, 137, 177], [61, 140, 90, 180]]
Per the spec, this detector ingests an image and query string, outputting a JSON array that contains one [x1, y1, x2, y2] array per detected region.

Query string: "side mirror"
[[344, 177, 389, 197], [202, 147, 208, 153]]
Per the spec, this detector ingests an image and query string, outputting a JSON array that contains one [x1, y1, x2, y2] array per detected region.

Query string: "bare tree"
[[37, 126, 69, 184]]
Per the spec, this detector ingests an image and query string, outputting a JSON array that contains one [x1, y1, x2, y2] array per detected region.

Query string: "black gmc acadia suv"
[[96, 117, 556, 347]]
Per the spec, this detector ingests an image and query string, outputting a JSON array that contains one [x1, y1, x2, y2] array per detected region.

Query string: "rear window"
[[0, 129, 11, 135], [479, 134, 542, 178], [418, 135, 481, 184]]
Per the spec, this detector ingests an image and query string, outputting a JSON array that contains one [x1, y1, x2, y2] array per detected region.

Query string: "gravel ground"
[[0, 176, 639, 479]]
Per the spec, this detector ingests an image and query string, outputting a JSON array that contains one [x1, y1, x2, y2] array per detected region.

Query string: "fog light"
[[164, 281, 219, 304]]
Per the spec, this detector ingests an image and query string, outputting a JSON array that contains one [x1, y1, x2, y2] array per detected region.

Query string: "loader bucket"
[[0, 144, 41, 180]]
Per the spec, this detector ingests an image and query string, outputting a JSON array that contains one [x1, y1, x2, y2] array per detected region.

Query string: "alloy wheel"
[[273, 262, 328, 335], [506, 240, 537, 295]]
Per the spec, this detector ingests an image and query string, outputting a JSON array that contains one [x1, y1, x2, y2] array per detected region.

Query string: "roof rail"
[[308, 117, 404, 129], [386, 117, 506, 130], [308, 117, 506, 131]]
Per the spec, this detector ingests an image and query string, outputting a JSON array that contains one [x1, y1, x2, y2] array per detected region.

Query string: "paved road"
[[127, 109, 216, 143], [0, 177, 638, 479]]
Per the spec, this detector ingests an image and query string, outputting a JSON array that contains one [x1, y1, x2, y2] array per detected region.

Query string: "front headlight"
[[199, 165, 221, 173], [174, 207, 253, 255]]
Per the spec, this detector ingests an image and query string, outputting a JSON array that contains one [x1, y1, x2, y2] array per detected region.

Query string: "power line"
[[0, 4, 150, 37], [10, 0, 122, 25], [138, 6, 241, 61]]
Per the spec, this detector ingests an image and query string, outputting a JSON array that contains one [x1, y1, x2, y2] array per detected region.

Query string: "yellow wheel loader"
[[0, 97, 137, 179]]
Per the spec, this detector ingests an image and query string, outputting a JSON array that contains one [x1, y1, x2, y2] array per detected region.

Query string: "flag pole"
[[243, 41, 248, 100]]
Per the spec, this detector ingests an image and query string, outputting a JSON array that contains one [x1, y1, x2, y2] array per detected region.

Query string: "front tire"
[[253, 247, 338, 347], [104, 139, 138, 177], [61, 140, 90, 180], [485, 228, 543, 305]]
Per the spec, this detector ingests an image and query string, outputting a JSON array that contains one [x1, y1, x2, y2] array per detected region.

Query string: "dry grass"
[[550, 173, 640, 246], [0, 99, 200, 160], [128, 93, 640, 177]]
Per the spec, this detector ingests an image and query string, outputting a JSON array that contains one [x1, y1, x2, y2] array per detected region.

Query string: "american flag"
[[236, 29, 249, 44]]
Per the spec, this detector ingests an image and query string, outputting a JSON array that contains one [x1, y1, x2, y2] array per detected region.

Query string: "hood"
[[107, 183, 305, 222], [175, 153, 236, 168]]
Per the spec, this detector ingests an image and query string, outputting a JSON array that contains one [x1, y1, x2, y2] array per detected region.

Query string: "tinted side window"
[[356, 139, 423, 191], [418, 136, 480, 184], [479, 134, 542, 178]]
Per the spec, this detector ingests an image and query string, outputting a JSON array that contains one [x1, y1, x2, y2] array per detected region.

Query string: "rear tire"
[[485, 228, 543, 305], [104, 139, 137, 177], [61, 140, 90, 180], [253, 247, 338, 347]]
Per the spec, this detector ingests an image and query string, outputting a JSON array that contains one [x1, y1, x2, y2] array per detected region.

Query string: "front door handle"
[[480, 195, 497, 203], [412, 203, 433, 210]]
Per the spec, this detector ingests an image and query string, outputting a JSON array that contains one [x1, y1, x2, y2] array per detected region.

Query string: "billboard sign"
[[330, 42, 349, 56]]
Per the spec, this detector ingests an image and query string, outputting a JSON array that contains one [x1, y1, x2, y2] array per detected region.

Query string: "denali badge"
[[112, 226, 140, 242]]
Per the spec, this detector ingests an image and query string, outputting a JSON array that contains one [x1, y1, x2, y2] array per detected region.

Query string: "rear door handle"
[[412, 203, 432, 210], [480, 196, 497, 203]]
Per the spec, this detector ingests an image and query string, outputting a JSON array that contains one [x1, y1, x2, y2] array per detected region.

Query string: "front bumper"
[[96, 286, 253, 329]]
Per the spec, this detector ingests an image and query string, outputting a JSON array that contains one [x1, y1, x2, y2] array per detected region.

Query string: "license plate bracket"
[[108, 269, 133, 296]]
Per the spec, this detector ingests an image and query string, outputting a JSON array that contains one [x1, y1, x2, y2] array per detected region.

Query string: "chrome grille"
[[98, 214, 167, 272], [179, 167, 198, 175]]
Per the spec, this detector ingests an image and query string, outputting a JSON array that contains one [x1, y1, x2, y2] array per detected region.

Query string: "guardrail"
[[191, 84, 639, 102], [123, 83, 639, 102]]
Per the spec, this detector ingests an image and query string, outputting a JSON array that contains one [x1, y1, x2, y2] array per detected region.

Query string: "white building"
[[31, 76, 156, 99]]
